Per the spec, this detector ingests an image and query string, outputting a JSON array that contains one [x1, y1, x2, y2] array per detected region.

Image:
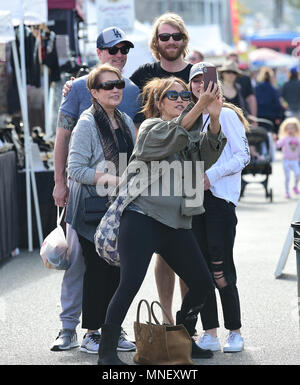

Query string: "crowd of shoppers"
[[50, 10, 299, 365]]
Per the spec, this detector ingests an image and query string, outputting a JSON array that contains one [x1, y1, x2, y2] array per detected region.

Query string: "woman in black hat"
[[218, 60, 248, 116]]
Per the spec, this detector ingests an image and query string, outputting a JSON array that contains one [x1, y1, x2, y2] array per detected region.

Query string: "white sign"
[[96, 0, 135, 33], [0, 0, 47, 25], [23, 0, 48, 25], [0, 11, 15, 43]]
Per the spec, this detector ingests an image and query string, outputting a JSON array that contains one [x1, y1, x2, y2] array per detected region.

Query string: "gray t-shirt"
[[59, 74, 141, 127]]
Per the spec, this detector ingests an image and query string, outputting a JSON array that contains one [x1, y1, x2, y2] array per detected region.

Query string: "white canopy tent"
[[122, 21, 154, 78], [187, 24, 233, 57], [0, 0, 48, 251]]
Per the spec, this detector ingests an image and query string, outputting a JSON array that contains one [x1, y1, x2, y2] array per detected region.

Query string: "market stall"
[[0, 150, 18, 261], [0, 1, 52, 252], [47, 0, 85, 58]]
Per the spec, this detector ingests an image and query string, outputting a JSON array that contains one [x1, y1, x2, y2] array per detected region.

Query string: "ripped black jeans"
[[192, 190, 242, 331]]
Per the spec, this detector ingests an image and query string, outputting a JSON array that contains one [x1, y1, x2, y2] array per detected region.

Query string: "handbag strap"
[[57, 206, 65, 226], [136, 299, 153, 342], [150, 301, 173, 325]]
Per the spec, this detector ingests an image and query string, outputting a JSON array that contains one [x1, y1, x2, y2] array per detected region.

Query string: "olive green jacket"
[[113, 103, 227, 226]]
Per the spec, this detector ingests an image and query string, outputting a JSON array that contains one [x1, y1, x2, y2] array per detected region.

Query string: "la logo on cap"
[[103, 27, 124, 43], [113, 28, 122, 39]]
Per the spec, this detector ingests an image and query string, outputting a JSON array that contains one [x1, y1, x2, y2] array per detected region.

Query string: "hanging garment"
[[42, 30, 61, 82]]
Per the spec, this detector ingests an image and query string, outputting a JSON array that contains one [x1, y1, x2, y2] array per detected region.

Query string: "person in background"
[[51, 26, 137, 354], [281, 67, 300, 120], [218, 60, 248, 117], [255, 66, 284, 136], [227, 52, 257, 123], [188, 62, 250, 353], [66, 64, 136, 355], [277, 117, 300, 199], [188, 49, 204, 64], [97, 75, 227, 365]]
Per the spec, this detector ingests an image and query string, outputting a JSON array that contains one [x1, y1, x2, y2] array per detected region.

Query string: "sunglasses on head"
[[164, 90, 191, 101], [158, 32, 184, 42], [105, 46, 130, 55], [95, 79, 125, 91]]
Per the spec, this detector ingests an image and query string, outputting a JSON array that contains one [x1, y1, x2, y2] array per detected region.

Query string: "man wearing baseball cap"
[[97, 26, 134, 48], [51, 26, 139, 354]]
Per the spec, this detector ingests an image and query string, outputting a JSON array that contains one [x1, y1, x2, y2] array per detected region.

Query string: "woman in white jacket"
[[189, 62, 250, 353]]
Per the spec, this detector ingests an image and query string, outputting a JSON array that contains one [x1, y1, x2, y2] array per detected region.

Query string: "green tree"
[[287, 0, 300, 8]]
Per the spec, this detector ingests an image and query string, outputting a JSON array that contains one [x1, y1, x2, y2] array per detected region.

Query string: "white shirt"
[[203, 107, 250, 206]]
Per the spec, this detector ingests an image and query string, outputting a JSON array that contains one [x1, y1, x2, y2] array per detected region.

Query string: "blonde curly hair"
[[278, 117, 300, 139]]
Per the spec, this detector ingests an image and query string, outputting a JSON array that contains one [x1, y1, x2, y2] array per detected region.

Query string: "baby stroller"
[[240, 119, 274, 202]]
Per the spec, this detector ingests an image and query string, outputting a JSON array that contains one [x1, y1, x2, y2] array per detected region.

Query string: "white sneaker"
[[117, 328, 136, 352], [50, 329, 79, 351], [223, 332, 244, 353], [80, 331, 100, 354], [196, 333, 221, 352]]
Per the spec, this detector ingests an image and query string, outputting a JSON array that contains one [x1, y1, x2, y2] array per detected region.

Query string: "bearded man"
[[130, 13, 192, 92]]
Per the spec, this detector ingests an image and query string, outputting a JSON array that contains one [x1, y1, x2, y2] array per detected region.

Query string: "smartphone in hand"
[[203, 66, 217, 92]]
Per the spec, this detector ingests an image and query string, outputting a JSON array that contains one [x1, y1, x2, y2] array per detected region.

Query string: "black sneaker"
[[50, 329, 79, 351], [191, 339, 213, 358]]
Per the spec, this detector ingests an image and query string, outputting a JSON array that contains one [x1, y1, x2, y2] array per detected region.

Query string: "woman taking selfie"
[[97, 75, 227, 365], [66, 64, 136, 354]]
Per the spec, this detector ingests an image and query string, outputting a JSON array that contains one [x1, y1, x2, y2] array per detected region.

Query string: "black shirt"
[[130, 62, 193, 91], [115, 128, 129, 154], [130, 62, 193, 123], [236, 75, 254, 100], [281, 79, 300, 111]]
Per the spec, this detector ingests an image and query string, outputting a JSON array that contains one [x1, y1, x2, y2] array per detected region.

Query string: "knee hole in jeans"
[[212, 260, 227, 289]]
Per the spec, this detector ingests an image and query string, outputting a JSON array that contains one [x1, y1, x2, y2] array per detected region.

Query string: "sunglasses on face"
[[158, 32, 184, 42], [164, 90, 191, 101], [105, 46, 130, 55], [95, 79, 125, 91]]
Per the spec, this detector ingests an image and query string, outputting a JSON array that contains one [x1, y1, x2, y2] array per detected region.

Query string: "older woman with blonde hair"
[[66, 63, 136, 354], [97, 75, 227, 365]]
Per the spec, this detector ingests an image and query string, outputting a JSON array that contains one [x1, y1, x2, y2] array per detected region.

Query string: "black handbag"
[[83, 195, 109, 225]]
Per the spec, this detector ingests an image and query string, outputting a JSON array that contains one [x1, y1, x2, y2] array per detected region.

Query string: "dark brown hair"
[[86, 63, 122, 91], [141, 77, 188, 118]]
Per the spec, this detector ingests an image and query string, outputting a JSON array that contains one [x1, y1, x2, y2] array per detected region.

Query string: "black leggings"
[[78, 234, 120, 330], [105, 210, 214, 325]]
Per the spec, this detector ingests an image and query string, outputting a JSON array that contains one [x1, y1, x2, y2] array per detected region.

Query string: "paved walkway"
[[1, 151, 300, 366]]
